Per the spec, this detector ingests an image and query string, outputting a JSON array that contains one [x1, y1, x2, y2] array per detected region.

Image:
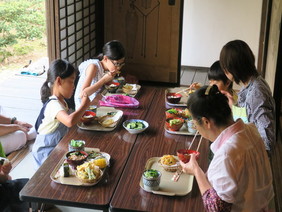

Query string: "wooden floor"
[[0, 73, 46, 125], [0, 72, 46, 169]]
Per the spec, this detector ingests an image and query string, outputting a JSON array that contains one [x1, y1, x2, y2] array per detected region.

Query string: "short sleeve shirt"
[[37, 96, 68, 134]]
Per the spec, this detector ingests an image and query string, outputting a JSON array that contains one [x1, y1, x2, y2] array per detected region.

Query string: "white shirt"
[[38, 96, 68, 134], [74, 59, 104, 110], [208, 119, 274, 211]]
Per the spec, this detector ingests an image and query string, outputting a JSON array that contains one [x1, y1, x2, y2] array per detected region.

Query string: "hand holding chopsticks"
[[175, 83, 202, 94], [172, 131, 202, 182]]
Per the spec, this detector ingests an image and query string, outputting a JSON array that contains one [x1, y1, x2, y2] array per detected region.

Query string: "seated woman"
[[180, 85, 274, 211], [0, 110, 36, 155]]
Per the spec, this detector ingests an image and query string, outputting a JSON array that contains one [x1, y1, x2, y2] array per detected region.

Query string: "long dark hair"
[[219, 40, 258, 84], [40, 59, 77, 103], [187, 85, 232, 127], [96, 40, 125, 61]]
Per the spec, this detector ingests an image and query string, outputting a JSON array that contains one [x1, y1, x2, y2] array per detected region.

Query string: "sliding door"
[[104, 0, 183, 84]]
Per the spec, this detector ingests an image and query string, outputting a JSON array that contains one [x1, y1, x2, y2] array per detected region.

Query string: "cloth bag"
[[99, 95, 139, 108]]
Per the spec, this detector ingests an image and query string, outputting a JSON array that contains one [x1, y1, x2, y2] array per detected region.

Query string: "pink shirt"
[[208, 119, 273, 211]]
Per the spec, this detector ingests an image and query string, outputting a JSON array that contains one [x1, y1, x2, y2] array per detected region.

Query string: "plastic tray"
[[77, 107, 123, 131], [164, 123, 197, 136], [140, 157, 194, 196], [165, 87, 189, 107], [50, 147, 110, 186]]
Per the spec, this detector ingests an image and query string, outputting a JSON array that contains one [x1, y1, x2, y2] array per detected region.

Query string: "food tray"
[[77, 107, 123, 131], [101, 84, 141, 97], [140, 157, 194, 196], [165, 87, 189, 107], [164, 123, 197, 136], [50, 147, 110, 186]]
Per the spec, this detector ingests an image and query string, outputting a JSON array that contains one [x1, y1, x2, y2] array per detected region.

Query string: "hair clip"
[[205, 86, 212, 95]]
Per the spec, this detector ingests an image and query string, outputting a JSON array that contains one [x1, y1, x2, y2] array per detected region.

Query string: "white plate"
[[77, 107, 123, 131]]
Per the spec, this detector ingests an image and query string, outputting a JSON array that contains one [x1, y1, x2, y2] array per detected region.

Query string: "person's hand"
[[221, 90, 234, 107], [80, 92, 90, 107], [189, 82, 202, 90], [179, 153, 200, 176], [102, 72, 115, 83], [1, 161, 12, 175], [13, 124, 30, 135], [15, 120, 33, 129]]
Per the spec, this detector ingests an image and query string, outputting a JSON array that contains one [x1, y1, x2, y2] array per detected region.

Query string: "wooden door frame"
[[45, 0, 59, 62], [257, 0, 272, 76]]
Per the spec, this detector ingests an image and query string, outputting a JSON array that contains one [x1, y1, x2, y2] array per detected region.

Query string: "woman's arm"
[[0, 114, 14, 124], [0, 114, 32, 129], [0, 124, 29, 136], [180, 154, 212, 195], [180, 154, 232, 211]]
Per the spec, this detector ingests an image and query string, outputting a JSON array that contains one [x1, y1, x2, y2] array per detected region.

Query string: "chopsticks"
[[172, 131, 201, 182], [188, 130, 199, 150], [175, 87, 191, 94], [196, 136, 203, 152]]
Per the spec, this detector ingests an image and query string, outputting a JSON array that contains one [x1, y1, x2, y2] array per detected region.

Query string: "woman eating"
[[180, 85, 274, 211]]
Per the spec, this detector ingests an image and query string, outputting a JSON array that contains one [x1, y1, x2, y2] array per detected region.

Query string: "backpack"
[[35, 98, 56, 133]]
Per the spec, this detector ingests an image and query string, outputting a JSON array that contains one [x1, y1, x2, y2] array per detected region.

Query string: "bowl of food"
[[105, 82, 120, 93], [158, 155, 179, 172], [166, 93, 182, 104], [115, 76, 126, 88], [176, 149, 200, 163], [165, 108, 180, 119], [123, 119, 149, 134], [122, 84, 134, 94], [80, 111, 96, 125], [165, 118, 184, 131], [142, 169, 162, 191], [76, 160, 102, 184], [68, 139, 85, 152], [66, 151, 88, 168]]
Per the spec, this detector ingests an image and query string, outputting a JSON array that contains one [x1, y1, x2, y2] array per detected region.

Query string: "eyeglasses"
[[109, 59, 125, 68]]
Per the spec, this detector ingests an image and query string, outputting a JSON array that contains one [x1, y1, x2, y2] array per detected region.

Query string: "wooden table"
[[19, 86, 210, 211], [110, 87, 210, 212]]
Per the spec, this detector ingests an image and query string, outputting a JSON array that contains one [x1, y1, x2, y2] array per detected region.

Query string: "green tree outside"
[[0, 0, 46, 63]]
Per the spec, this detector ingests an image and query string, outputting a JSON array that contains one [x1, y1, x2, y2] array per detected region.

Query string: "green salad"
[[166, 108, 178, 114], [126, 121, 145, 129], [169, 119, 182, 125], [143, 169, 159, 179], [70, 139, 85, 147]]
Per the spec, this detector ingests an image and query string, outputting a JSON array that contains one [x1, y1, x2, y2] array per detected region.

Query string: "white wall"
[[181, 0, 262, 67]]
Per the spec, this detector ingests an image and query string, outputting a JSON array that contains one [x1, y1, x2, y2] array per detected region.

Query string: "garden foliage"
[[0, 0, 45, 62]]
